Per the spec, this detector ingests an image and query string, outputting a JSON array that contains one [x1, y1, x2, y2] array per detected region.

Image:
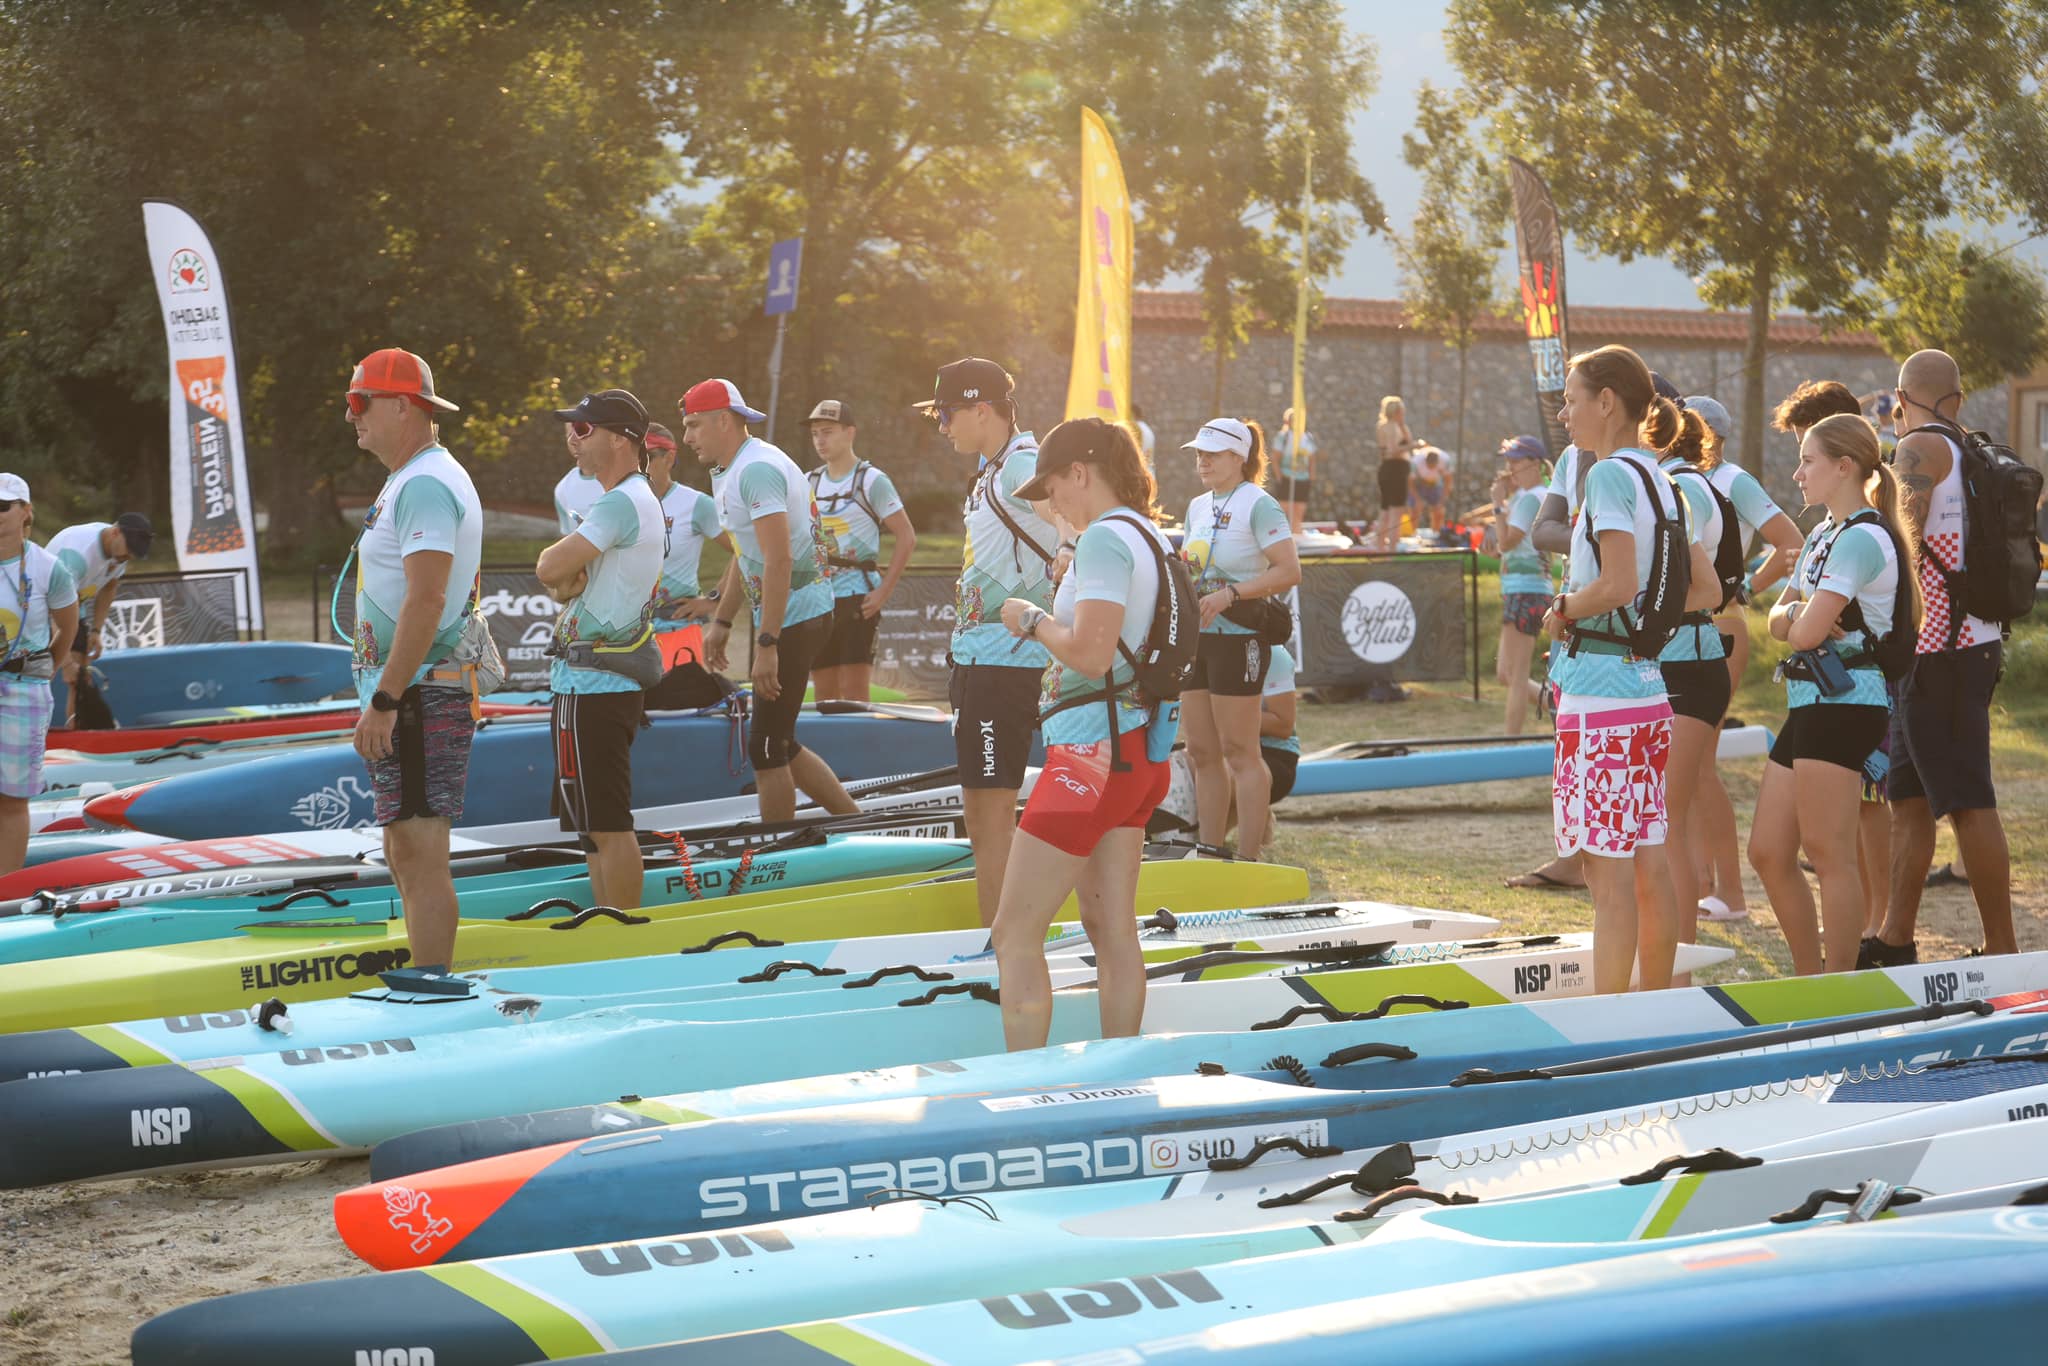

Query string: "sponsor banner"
[[870, 569, 959, 701], [1065, 107, 1134, 423], [97, 570, 246, 652], [1295, 554, 1470, 687], [1507, 156, 1573, 460], [326, 565, 557, 694], [141, 200, 263, 629]]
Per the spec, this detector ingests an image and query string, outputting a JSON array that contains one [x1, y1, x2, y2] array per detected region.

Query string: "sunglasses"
[[345, 390, 384, 417], [0, 500, 19, 512], [933, 403, 980, 431]]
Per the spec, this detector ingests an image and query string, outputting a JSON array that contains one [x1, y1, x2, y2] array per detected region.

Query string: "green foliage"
[[1863, 230, 2048, 386], [1396, 82, 1507, 355], [1445, 0, 2048, 474]]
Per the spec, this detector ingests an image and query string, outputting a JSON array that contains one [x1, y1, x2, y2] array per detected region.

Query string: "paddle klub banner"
[[1507, 157, 1572, 459], [142, 199, 264, 630]]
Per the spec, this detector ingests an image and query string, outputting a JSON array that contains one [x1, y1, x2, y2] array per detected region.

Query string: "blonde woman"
[[1374, 396, 1416, 550], [1749, 413, 1918, 974]]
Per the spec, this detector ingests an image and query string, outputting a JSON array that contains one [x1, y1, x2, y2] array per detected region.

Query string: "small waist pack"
[[548, 624, 663, 690], [1222, 595, 1294, 647]]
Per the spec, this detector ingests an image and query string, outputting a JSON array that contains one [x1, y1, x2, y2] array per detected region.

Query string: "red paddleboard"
[[47, 702, 545, 754], [0, 830, 380, 900]]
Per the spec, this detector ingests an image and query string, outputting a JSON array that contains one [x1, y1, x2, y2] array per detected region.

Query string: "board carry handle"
[[1619, 1147, 1765, 1186], [1320, 1041, 1420, 1067], [504, 897, 583, 922], [546, 905, 651, 930], [1258, 1143, 1419, 1208], [1252, 993, 1469, 1031], [1336, 1185, 1479, 1222], [679, 929, 785, 954], [842, 965, 954, 989], [736, 960, 848, 984], [896, 981, 1000, 1007], [1206, 1135, 1343, 1171], [256, 887, 348, 914], [1770, 1180, 1921, 1224]]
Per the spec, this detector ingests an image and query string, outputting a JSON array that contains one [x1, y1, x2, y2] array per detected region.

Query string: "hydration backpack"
[[1904, 420, 2044, 644], [1813, 509, 1918, 684], [1669, 465, 1746, 611], [1041, 512, 1199, 770], [1570, 455, 1692, 659]]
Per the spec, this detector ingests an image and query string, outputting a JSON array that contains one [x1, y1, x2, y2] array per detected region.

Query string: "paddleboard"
[[47, 641, 354, 728]]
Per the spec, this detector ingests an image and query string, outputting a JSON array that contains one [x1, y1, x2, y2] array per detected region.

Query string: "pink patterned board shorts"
[[1553, 697, 1673, 860]]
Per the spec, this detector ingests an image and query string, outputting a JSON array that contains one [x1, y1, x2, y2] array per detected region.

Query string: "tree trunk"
[[1739, 264, 1775, 480], [1211, 332, 1228, 418]]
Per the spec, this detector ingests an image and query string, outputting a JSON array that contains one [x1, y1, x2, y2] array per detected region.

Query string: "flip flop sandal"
[[1697, 895, 1749, 922]]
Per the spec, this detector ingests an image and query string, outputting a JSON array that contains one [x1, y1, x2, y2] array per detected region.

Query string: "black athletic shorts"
[[812, 595, 879, 670], [1887, 641, 2002, 817], [1769, 703, 1890, 774], [1188, 632, 1271, 697], [1278, 477, 1313, 506], [551, 688, 644, 836], [950, 663, 1040, 790], [1660, 658, 1733, 726], [750, 611, 829, 771], [1265, 746, 1298, 804]]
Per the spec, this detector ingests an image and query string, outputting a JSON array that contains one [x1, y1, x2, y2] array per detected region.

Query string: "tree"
[[1445, 0, 2048, 477], [1396, 81, 1508, 469], [0, 1, 680, 545], [1078, 0, 1384, 413], [1862, 229, 2048, 388]]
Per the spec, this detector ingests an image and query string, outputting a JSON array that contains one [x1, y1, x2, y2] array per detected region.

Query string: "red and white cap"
[[350, 348, 460, 412], [681, 378, 767, 424]]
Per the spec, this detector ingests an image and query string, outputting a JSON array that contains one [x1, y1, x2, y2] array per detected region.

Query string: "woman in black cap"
[[990, 418, 1179, 1051]]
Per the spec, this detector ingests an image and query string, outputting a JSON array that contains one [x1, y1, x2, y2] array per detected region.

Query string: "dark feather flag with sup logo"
[[1507, 157, 1572, 460]]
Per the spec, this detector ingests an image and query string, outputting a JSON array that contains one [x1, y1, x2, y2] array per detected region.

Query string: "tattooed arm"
[[1891, 430, 1951, 540]]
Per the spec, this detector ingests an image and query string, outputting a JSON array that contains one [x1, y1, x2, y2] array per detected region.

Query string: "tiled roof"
[[1133, 290, 1883, 350]]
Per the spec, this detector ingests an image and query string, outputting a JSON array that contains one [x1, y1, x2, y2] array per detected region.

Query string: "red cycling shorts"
[[1018, 727, 1170, 858]]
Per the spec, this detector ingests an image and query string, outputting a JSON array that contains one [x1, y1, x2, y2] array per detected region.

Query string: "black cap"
[[553, 389, 649, 442], [1649, 371, 1682, 403], [806, 399, 856, 426], [114, 512, 153, 558], [913, 358, 1013, 414], [1015, 418, 1120, 502]]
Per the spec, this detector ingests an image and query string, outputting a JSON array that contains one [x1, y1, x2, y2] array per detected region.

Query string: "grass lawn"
[[1269, 576, 2048, 986]]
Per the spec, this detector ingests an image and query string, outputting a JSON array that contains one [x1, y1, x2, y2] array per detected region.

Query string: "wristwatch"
[[756, 631, 780, 648], [370, 689, 402, 713], [1021, 607, 1047, 639]]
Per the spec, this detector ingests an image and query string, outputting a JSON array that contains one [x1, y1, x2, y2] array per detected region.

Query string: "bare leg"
[[587, 830, 645, 911], [1692, 768, 1746, 911], [1210, 692, 1270, 858], [1750, 760, 1820, 973], [1284, 500, 1307, 536], [1499, 626, 1537, 736], [755, 764, 799, 824], [1950, 808, 2016, 954], [789, 747, 860, 817], [963, 787, 1020, 928], [809, 664, 850, 703], [0, 796, 27, 878], [1584, 853, 1640, 994], [386, 816, 457, 969], [1794, 759, 1867, 973], [1630, 841, 1681, 992], [1180, 690, 1233, 849], [1858, 800, 1890, 935], [989, 830, 1089, 1050], [1073, 828, 1148, 1038], [1660, 714, 1715, 984], [839, 663, 873, 704], [1880, 796, 1937, 949]]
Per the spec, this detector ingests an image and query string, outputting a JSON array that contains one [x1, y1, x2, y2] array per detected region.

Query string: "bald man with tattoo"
[[1863, 349, 2015, 966]]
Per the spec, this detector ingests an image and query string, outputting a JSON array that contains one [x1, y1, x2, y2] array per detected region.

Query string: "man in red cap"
[[343, 348, 482, 976], [681, 377, 857, 823]]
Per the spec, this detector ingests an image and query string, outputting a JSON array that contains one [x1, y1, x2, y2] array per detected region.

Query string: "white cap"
[[0, 474, 29, 503], [1182, 418, 1253, 457]]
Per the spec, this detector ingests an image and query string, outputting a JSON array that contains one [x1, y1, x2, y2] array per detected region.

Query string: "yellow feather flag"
[[1289, 141, 1313, 464], [1066, 107, 1134, 423]]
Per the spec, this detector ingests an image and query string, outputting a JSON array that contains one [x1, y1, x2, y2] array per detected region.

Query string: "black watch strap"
[[371, 689, 402, 713], [757, 631, 780, 648]]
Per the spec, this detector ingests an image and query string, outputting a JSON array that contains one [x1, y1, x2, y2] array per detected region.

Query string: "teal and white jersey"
[[1039, 510, 1167, 747], [554, 468, 602, 535], [46, 523, 124, 606], [1183, 483, 1291, 636], [1785, 513, 1898, 709], [1708, 462, 1786, 538], [1274, 429, 1317, 482], [550, 473, 662, 695], [1261, 643, 1300, 755], [1546, 444, 1587, 517], [1658, 458, 1728, 663], [1498, 487, 1554, 596], [811, 460, 905, 598], [1550, 448, 1676, 701], [712, 436, 832, 631], [650, 482, 722, 627], [0, 542, 77, 670], [351, 445, 484, 704], [954, 432, 1056, 668]]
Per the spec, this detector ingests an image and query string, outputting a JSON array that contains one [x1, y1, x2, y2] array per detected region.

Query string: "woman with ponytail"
[[1749, 413, 1919, 975]]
